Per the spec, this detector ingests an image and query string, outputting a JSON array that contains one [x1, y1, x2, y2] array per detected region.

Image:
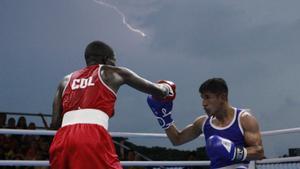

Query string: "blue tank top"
[[203, 108, 249, 168]]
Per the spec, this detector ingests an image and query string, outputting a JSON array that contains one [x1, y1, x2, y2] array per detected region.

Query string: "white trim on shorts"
[[62, 109, 109, 130]]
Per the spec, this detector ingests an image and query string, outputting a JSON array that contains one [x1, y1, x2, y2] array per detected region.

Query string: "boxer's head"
[[199, 78, 228, 116], [84, 41, 116, 66]]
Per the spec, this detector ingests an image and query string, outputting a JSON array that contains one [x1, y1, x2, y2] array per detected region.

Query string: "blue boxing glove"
[[206, 135, 247, 162], [147, 95, 174, 129]]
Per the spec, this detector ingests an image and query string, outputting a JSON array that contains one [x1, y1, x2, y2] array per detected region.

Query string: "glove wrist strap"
[[162, 120, 174, 129], [233, 147, 247, 161], [156, 112, 174, 129]]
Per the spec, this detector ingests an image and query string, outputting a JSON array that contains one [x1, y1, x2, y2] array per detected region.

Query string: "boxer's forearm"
[[165, 125, 182, 146], [165, 124, 200, 146]]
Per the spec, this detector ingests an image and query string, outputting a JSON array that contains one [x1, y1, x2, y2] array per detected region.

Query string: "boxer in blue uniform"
[[147, 78, 264, 169]]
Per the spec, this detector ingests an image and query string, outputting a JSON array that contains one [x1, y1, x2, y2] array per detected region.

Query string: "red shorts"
[[49, 124, 122, 169]]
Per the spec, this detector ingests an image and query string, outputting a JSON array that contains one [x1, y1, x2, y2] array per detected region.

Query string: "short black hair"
[[84, 41, 115, 64], [199, 78, 228, 95]]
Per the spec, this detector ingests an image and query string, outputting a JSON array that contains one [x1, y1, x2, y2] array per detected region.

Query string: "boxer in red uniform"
[[49, 41, 176, 169]]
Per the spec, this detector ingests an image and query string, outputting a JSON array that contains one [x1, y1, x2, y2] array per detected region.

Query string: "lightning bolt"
[[93, 0, 147, 37]]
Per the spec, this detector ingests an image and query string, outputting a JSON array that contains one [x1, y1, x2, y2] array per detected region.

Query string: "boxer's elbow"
[[247, 145, 265, 160], [256, 145, 265, 160], [170, 139, 184, 146], [50, 121, 61, 130], [168, 135, 187, 146], [50, 116, 62, 130]]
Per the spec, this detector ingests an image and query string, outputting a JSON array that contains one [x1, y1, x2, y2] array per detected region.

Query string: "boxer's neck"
[[213, 106, 234, 127]]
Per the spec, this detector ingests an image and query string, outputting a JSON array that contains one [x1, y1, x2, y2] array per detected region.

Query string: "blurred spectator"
[[7, 117, 16, 129], [0, 113, 51, 169], [25, 141, 39, 160], [2, 135, 10, 153], [0, 135, 6, 145], [5, 136, 18, 160], [127, 150, 136, 161], [0, 135, 6, 159], [38, 142, 49, 159], [187, 152, 197, 160], [183, 152, 201, 169], [0, 113, 7, 128], [126, 150, 145, 169], [118, 140, 126, 160], [0, 147, 5, 159], [23, 122, 40, 153], [14, 144, 26, 160], [17, 116, 27, 129], [28, 122, 36, 130]]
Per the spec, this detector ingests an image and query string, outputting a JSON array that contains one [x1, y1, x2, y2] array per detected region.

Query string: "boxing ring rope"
[[1, 126, 300, 137], [1, 157, 300, 167], [255, 156, 300, 164], [0, 127, 300, 167]]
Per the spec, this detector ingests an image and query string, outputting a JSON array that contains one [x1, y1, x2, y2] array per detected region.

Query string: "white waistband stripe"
[[61, 109, 109, 129]]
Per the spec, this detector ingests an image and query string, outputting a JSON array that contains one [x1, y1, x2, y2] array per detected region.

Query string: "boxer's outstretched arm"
[[241, 112, 265, 160], [50, 76, 69, 130], [165, 116, 206, 146], [104, 66, 170, 98]]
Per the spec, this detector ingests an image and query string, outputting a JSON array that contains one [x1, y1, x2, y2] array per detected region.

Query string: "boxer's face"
[[201, 91, 224, 116]]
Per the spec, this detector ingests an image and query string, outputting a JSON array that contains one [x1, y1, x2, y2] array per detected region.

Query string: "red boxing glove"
[[157, 80, 176, 101]]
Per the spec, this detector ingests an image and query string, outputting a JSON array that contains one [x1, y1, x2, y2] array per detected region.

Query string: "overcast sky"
[[1, 0, 300, 158]]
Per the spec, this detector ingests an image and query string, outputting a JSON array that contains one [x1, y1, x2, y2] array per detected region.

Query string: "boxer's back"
[[62, 64, 116, 117]]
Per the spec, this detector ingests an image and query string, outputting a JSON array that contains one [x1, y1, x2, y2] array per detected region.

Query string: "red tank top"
[[61, 65, 117, 117]]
